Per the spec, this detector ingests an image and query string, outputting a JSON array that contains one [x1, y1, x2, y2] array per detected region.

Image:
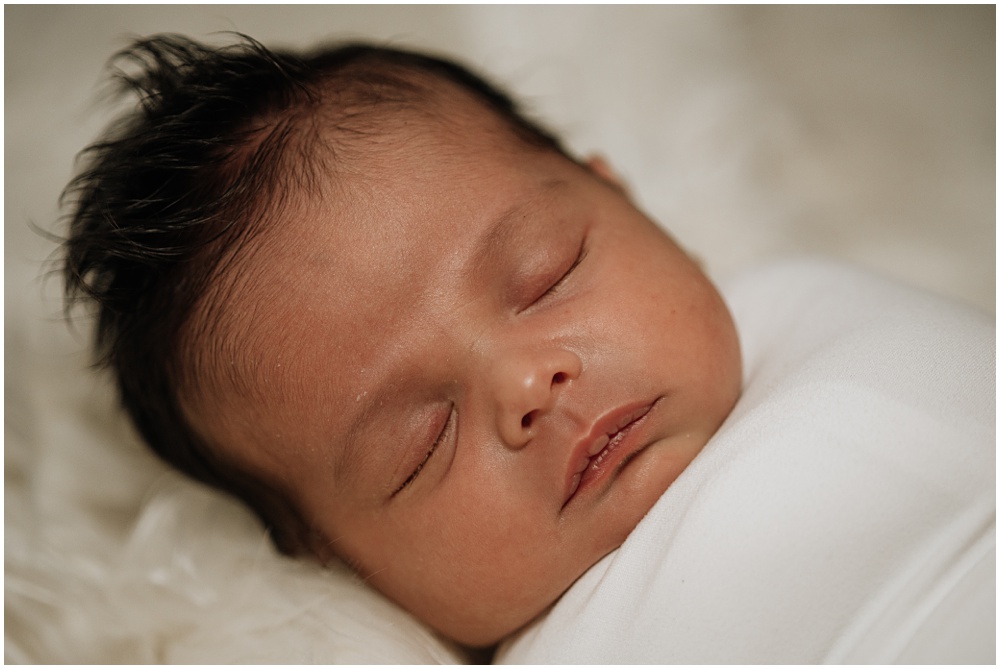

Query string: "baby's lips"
[[587, 433, 610, 457], [564, 421, 622, 504], [567, 471, 583, 500], [566, 436, 604, 502], [563, 398, 661, 506]]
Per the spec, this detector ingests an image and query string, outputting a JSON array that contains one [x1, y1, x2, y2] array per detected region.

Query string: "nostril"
[[521, 411, 535, 429], [552, 372, 567, 385]]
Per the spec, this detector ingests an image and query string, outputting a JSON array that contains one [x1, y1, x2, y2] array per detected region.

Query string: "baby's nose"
[[494, 348, 581, 449]]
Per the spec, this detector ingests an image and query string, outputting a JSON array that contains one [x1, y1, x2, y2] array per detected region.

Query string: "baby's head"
[[63, 34, 741, 646]]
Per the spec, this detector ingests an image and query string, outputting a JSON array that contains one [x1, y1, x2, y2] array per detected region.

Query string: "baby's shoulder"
[[719, 256, 992, 376], [718, 255, 994, 436]]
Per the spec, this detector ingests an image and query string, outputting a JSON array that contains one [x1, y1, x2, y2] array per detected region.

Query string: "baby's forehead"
[[199, 142, 571, 383]]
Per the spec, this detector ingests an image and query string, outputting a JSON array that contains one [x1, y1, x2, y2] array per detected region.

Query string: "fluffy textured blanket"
[[498, 259, 995, 664]]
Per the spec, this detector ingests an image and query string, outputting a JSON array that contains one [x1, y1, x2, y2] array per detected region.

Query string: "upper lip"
[[563, 399, 658, 505]]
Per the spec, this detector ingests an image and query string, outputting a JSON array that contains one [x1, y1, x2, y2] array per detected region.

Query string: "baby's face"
[[188, 110, 741, 646]]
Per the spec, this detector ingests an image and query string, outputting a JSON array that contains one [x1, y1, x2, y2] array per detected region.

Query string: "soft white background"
[[5, 5, 994, 663]]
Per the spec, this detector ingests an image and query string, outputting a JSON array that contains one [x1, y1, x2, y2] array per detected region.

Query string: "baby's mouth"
[[564, 400, 658, 505]]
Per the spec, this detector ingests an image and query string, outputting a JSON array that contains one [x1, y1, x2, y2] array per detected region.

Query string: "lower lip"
[[568, 400, 658, 505]]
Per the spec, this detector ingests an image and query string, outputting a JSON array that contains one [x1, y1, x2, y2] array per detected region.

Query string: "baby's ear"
[[585, 155, 630, 197]]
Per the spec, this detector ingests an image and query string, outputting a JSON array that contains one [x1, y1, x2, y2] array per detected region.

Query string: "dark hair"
[[62, 33, 568, 556]]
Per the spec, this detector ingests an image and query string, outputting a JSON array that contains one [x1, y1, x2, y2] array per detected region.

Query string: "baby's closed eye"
[[392, 404, 456, 496]]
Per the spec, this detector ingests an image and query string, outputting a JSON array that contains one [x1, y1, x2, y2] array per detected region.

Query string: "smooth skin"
[[183, 100, 742, 646]]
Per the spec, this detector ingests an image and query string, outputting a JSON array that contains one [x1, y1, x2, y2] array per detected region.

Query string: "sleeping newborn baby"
[[62, 34, 741, 646]]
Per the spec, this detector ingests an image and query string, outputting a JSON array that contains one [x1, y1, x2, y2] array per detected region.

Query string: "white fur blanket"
[[498, 259, 995, 664]]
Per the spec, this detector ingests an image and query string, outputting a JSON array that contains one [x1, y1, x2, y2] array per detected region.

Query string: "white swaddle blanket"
[[498, 258, 995, 664]]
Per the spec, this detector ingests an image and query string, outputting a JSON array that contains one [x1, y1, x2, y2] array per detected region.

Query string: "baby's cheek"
[[452, 491, 593, 629], [705, 299, 743, 411], [390, 525, 567, 645]]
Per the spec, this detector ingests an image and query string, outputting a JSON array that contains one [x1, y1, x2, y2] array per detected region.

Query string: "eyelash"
[[536, 240, 588, 304], [393, 406, 454, 496]]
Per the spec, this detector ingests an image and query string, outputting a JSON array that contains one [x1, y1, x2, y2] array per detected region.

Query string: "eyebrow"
[[337, 177, 569, 485]]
